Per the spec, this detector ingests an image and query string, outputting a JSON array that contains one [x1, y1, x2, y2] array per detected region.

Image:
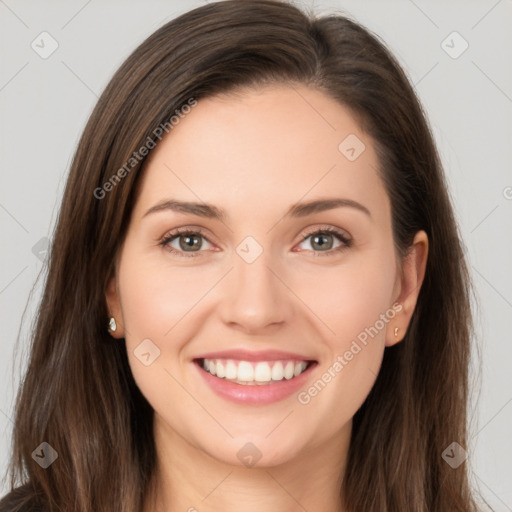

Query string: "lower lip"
[[193, 360, 317, 405]]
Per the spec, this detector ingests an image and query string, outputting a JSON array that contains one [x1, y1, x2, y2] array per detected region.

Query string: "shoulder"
[[0, 484, 45, 512]]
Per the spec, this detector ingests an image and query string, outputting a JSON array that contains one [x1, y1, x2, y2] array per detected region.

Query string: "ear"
[[386, 230, 428, 347], [105, 273, 125, 338]]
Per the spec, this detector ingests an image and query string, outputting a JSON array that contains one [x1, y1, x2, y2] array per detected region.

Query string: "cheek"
[[116, 244, 231, 402], [292, 249, 397, 432], [294, 248, 397, 345], [118, 247, 212, 340], [117, 250, 207, 418]]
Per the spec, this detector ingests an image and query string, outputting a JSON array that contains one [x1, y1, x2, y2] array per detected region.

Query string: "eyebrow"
[[142, 197, 372, 221]]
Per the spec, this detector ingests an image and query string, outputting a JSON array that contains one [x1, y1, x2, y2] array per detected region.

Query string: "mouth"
[[192, 356, 318, 405], [194, 358, 316, 385]]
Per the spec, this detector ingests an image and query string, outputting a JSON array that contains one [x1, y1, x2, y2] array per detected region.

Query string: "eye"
[[158, 225, 352, 258], [159, 227, 214, 258], [295, 226, 352, 256]]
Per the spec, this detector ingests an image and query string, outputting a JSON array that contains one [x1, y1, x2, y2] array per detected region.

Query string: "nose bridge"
[[219, 236, 291, 330]]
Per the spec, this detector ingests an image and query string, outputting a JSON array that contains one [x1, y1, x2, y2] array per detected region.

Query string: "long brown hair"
[[1, 1, 488, 510]]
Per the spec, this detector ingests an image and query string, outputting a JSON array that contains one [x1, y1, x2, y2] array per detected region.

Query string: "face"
[[106, 84, 427, 468]]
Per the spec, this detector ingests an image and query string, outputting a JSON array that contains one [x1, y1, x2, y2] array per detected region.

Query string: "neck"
[[144, 414, 351, 512]]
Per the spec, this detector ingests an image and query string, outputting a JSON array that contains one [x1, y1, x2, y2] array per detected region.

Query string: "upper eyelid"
[[301, 225, 350, 239]]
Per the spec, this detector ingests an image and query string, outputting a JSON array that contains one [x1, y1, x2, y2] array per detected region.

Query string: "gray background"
[[1, 0, 511, 509]]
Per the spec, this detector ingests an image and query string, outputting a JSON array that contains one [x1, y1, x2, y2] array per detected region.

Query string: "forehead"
[[133, 85, 389, 224]]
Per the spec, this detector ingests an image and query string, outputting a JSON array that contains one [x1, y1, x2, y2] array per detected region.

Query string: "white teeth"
[[254, 362, 272, 382], [271, 362, 284, 380], [200, 358, 310, 384], [237, 361, 254, 382], [225, 360, 237, 379], [215, 360, 226, 378], [294, 361, 307, 377], [284, 361, 294, 380]]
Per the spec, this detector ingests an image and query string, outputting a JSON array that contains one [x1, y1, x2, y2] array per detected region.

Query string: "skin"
[[106, 84, 428, 512]]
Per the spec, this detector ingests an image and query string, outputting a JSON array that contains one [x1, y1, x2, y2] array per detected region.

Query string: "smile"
[[199, 358, 311, 385], [193, 355, 318, 405]]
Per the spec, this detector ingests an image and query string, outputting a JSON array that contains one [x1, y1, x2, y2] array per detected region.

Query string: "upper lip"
[[194, 349, 316, 362]]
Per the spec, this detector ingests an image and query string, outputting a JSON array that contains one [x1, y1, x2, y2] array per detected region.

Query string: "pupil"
[[313, 234, 332, 250], [180, 235, 201, 251]]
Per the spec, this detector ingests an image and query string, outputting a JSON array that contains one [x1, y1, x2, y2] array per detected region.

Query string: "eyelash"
[[158, 226, 352, 258]]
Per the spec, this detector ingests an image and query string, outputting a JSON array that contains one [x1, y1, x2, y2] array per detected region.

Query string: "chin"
[[199, 433, 307, 469]]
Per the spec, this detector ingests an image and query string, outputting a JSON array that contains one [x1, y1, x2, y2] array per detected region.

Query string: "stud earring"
[[108, 317, 117, 333], [394, 327, 399, 337]]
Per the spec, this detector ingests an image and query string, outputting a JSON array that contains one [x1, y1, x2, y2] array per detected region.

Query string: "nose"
[[217, 248, 293, 334]]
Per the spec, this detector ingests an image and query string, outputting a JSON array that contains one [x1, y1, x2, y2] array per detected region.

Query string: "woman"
[[0, 1, 489, 510]]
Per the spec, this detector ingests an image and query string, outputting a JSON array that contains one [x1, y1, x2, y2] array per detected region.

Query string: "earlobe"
[[386, 322, 403, 348], [108, 317, 118, 333], [105, 275, 124, 338], [386, 230, 429, 347]]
